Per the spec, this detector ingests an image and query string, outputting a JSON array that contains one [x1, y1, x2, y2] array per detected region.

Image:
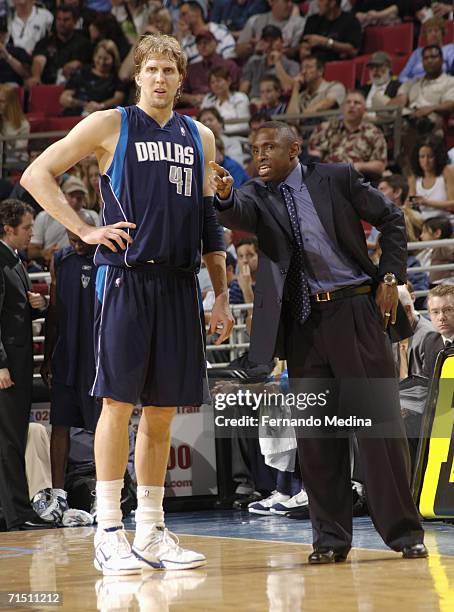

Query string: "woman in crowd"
[[83, 159, 102, 213], [200, 66, 250, 136], [408, 137, 454, 220], [60, 40, 126, 116], [197, 107, 246, 167], [0, 84, 29, 165], [88, 12, 131, 61], [418, 216, 454, 287]]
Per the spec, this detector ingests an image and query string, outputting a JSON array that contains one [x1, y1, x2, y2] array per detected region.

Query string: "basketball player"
[[21, 34, 234, 575]]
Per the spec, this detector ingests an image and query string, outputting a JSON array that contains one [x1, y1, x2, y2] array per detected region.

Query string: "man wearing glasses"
[[422, 285, 454, 377]]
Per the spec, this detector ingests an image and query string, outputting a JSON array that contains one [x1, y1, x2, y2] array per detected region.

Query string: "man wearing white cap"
[[28, 176, 99, 265]]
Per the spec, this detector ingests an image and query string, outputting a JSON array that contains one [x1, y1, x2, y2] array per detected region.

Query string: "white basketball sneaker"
[[94, 527, 143, 576], [132, 526, 206, 571]]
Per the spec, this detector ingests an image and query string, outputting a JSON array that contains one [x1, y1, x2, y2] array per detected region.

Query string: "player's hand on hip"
[[0, 368, 14, 389], [80, 221, 136, 253], [208, 161, 234, 200], [375, 282, 398, 329], [210, 291, 235, 345]]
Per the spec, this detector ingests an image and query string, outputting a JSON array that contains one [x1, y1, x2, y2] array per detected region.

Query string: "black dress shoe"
[[308, 549, 348, 564], [402, 543, 428, 559], [9, 514, 56, 531]]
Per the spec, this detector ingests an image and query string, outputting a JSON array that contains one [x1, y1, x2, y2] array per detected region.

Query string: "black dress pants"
[[0, 345, 35, 529], [284, 294, 424, 553]]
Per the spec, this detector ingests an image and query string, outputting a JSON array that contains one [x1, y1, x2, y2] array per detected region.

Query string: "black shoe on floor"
[[308, 549, 348, 564], [9, 514, 57, 531], [402, 543, 428, 559]]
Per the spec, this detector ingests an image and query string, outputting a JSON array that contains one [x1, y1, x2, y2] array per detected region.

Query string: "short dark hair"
[[226, 252, 237, 268], [0, 199, 34, 237], [254, 120, 299, 146], [198, 106, 224, 126], [302, 55, 325, 72], [249, 111, 272, 127], [423, 216, 452, 240], [379, 174, 409, 204], [259, 75, 282, 91], [209, 65, 231, 82], [422, 44, 443, 59], [57, 4, 78, 19], [410, 136, 449, 177], [236, 236, 258, 252]]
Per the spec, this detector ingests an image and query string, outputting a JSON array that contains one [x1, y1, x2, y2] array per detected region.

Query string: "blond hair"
[[0, 84, 25, 130], [94, 39, 120, 71], [134, 33, 187, 80], [428, 285, 454, 300], [148, 8, 173, 35]]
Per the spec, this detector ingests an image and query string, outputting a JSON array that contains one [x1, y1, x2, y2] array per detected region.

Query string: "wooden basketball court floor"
[[1, 511, 454, 612]]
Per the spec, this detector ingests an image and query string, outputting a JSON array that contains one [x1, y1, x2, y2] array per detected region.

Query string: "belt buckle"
[[315, 291, 331, 302]]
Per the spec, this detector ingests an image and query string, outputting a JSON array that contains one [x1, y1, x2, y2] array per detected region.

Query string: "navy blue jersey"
[[52, 247, 97, 387], [95, 106, 205, 271]]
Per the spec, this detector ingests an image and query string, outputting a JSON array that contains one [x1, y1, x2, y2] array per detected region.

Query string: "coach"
[[209, 121, 427, 563]]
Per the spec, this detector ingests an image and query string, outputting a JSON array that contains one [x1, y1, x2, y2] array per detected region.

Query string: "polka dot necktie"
[[280, 184, 311, 324]]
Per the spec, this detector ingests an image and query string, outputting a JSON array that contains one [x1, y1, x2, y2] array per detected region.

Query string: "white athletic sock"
[[134, 485, 165, 542], [96, 479, 124, 531]]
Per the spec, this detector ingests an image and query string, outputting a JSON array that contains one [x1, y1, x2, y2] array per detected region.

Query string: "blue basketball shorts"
[[90, 265, 206, 406]]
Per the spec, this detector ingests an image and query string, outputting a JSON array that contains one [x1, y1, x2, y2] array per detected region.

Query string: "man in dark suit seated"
[[0, 199, 50, 531], [421, 285, 454, 378], [209, 120, 427, 563]]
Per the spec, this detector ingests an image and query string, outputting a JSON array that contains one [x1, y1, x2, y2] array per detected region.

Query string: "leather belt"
[[310, 284, 372, 303]]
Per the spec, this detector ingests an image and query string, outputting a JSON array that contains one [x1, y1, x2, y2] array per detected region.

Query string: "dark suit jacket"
[[420, 332, 445, 379], [215, 162, 411, 364], [0, 241, 36, 381]]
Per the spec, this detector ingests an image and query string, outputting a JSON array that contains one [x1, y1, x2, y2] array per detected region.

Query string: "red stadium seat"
[[28, 85, 65, 116], [362, 23, 414, 56], [324, 60, 356, 90], [418, 20, 453, 47]]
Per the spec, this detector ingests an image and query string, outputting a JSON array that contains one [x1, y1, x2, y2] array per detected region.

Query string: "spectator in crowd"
[[239, 25, 299, 100], [111, 0, 153, 43], [300, 0, 362, 63], [399, 18, 454, 83], [236, 0, 305, 61], [181, 30, 240, 107], [60, 39, 126, 116], [215, 136, 250, 188], [418, 216, 454, 287], [254, 75, 287, 115], [118, 9, 173, 82], [376, 174, 427, 297], [211, 0, 269, 37], [26, 5, 90, 87], [176, 0, 236, 64], [408, 137, 454, 219], [88, 11, 131, 60], [0, 17, 31, 85], [393, 45, 454, 148], [9, 0, 53, 55], [198, 106, 246, 166], [308, 90, 387, 180], [0, 84, 29, 165], [229, 237, 258, 304], [200, 65, 250, 135], [287, 54, 346, 118], [83, 159, 102, 213], [421, 285, 454, 379], [0, 199, 49, 531], [40, 211, 101, 524], [361, 51, 401, 111], [396, 284, 434, 378], [352, 0, 404, 28], [28, 176, 99, 265]]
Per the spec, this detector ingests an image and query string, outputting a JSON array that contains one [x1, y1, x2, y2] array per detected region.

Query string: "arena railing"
[[29, 234, 452, 372]]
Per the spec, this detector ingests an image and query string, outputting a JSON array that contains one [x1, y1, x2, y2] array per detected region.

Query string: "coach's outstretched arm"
[[20, 111, 135, 253], [209, 161, 259, 234]]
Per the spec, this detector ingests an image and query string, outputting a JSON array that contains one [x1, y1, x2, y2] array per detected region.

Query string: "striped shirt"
[[182, 22, 236, 64]]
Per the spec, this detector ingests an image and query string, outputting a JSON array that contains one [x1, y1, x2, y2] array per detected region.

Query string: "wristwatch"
[[382, 272, 397, 286]]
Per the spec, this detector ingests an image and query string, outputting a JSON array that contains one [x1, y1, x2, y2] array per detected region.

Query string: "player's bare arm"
[[21, 110, 136, 253], [197, 121, 234, 344]]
